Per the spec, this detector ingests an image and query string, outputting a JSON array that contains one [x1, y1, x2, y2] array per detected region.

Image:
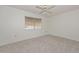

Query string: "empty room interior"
[[0, 5, 79, 53]]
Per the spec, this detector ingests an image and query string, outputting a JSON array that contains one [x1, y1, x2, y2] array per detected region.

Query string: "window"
[[25, 16, 42, 29]]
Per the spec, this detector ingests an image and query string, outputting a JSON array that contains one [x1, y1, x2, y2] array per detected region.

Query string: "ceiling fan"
[[36, 5, 56, 15]]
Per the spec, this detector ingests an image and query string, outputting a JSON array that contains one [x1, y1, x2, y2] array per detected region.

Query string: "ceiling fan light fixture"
[[36, 5, 56, 15], [38, 5, 48, 9]]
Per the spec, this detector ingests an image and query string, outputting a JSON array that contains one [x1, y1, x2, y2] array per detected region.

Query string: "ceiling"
[[7, 5, 79, 17]]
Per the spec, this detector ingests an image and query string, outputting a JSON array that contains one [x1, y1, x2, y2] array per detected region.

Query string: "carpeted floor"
[[0, 35, 79, 53]]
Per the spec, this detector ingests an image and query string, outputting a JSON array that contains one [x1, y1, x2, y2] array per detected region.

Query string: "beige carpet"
[[0, 35, 79, 53]]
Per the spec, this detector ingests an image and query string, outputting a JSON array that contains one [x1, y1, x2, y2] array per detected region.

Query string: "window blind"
[[25, 16, 41, 29]]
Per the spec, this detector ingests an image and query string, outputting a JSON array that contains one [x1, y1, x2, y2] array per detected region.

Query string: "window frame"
[[24, 16, 42, 30]]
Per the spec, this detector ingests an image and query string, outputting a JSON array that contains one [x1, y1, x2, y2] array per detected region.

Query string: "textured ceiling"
[[7, 5, 79, 17]]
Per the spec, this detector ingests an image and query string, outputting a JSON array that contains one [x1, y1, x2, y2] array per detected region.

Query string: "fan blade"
[[39, 10, 46, 14], [46, 10, 53, 14], [47, 5, 56, 10], [39, 10, 52, 15], [36, 6, 44, 10]]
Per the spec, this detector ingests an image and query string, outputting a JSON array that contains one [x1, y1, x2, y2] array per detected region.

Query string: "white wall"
[[48, 9, 79, 41], [0, 6, 48, 46]]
